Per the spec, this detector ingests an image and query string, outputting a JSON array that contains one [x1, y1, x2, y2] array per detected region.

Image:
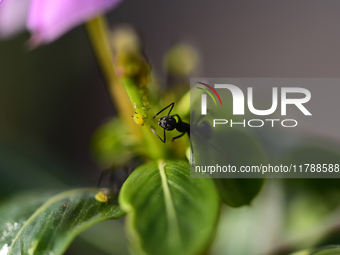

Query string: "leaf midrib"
[[157, 160, 180, 246], [8, 188, 96, 254]]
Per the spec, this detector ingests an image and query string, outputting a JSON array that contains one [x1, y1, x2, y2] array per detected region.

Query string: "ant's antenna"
[[153, 102, 175, 118]]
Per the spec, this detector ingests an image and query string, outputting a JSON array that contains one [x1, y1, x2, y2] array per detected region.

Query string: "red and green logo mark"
[[196, 82, 222, 107]]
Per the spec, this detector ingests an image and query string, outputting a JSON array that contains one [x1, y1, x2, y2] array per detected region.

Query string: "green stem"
[[85, 16, 165, 159], [85, 16, 141, 139]]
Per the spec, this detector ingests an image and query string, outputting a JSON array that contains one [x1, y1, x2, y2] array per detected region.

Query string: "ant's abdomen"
[[196, 121, 213, 140]]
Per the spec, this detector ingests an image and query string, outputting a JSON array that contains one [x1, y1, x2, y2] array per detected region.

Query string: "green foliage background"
[[2, 1, 340, 255]]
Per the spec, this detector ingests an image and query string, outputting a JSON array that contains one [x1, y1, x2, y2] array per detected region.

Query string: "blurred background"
[[2, 0, 340, 254]]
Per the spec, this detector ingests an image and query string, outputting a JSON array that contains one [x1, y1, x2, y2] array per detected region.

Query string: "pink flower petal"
[[27, 0, 123, 45], [0, 0, 31, 38]]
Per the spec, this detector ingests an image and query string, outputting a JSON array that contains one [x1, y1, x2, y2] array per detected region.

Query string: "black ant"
[[151, 102, 213, 142], [151, 102, 190, 143], [151, 103, 215, 165]]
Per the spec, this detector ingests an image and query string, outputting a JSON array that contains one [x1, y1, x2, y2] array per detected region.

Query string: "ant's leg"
[[111, 168, 128, 194], [153, 102, 175, 118], [109, 170, 115, 189], [162, 128, 166, 143], [151, 127, 166, 143], [171, 114, 182, 123], [97, 169, 110, 188], [172, 132, 186, 141], [189, 135, 194, 154], [189, 137, 194, 167]]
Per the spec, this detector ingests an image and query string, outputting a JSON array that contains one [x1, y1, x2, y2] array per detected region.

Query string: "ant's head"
[[158, 116, 176, 131]]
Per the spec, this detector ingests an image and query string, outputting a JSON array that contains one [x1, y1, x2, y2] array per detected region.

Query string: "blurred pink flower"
[[0, 0, 31, 38], [0, 0, 123, 45]]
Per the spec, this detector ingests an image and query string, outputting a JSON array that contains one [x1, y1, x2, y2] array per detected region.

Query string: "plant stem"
[[85, 16, 165, 159], [85, 16, 141, 138]]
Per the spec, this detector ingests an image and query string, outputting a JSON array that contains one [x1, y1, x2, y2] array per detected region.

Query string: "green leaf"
[[204, 128, 266, 207], [71, 220, 129, 255], [311, 246, 340, 255], [0, 188, 125, 255], [190, 90, 266, 207], [119, 160, 220, 255], [213, 178, 264, 207], [283, 145, 340, 196], [91, 117, 137, 168]]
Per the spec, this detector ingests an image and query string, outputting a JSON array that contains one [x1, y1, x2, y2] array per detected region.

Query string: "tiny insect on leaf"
[[132, 113, 144, 126], [95, 189, 111, 203]]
